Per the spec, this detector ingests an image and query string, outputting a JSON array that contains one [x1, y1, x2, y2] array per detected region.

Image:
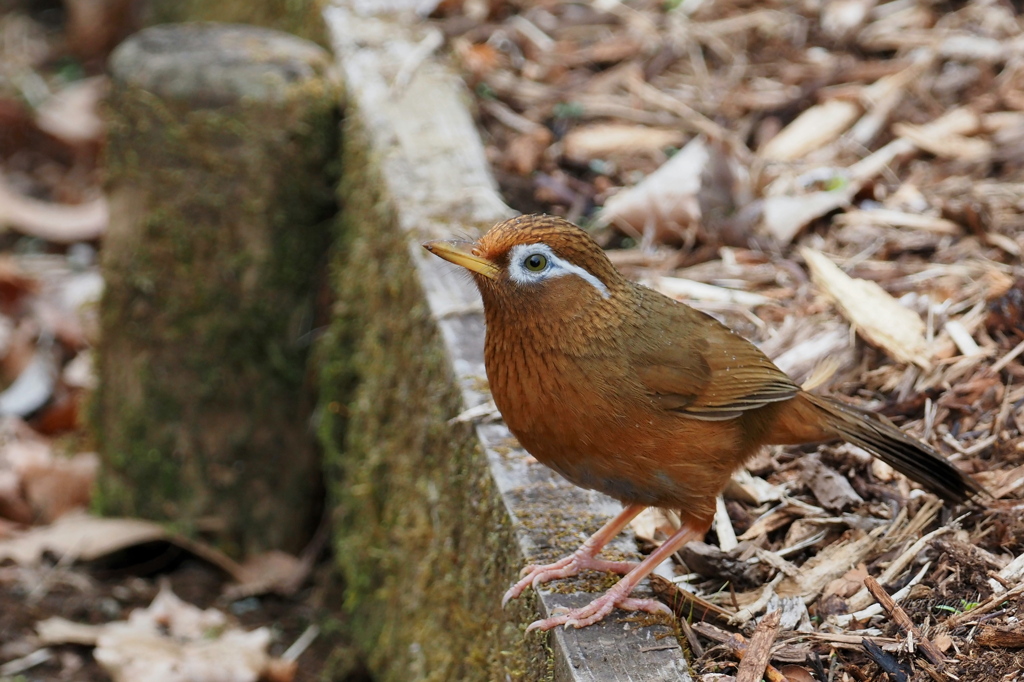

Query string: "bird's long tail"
[[787, 392, 984, 503]]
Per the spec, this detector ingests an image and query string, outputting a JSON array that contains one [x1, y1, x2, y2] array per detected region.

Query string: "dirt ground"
[[0, 543, 369, 681]]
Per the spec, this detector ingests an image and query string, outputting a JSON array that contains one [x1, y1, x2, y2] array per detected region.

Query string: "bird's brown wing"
[[633, 300, 799, 421]]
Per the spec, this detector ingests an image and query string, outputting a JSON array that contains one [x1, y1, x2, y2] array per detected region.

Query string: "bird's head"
[[423, 215, 623, 315]]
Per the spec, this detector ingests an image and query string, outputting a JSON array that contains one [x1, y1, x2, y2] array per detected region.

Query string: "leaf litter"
[[0, 7, 357, 682], [434, 0, 1024, 678]]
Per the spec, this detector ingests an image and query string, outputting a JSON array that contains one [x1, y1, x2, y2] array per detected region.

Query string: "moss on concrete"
[[145, 0, 329, 47], [95, 28, 339, 555], [317, 111, 553, 681]]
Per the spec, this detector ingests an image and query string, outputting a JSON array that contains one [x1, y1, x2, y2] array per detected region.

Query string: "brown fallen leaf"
[[505, 127, 552, 175], [223, 550, 307, 601], [31, 388, 85, 435], [778, 664, 817, 682], [596, 136, 709, 244], [759, 99, 861, 161], [562, 123, 685, 163], [0, 321, 39, 386], [629, 507, 679, 546], [452, 38, 503, 78], [822, 564, 870, 603], [801, 247, 931, 369], [0, 256, 41, 314], [0, 468, 34, 525], [761, 189, 853, 244], [34, 77, 108, 147], [39, 583, 289, 682], [803, 456, 864, 511], [0, 512, 246, 581], [16, 449, 99, 522], [0, 174, 107, 243], [0, 512, 169, 566]]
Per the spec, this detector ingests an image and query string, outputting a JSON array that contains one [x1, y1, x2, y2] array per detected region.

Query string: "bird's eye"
[[523, 253, 548, 272]]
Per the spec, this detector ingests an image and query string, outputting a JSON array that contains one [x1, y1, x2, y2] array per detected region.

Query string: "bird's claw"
[[503, 553, 637, 607], [503, 556, 575, 606], [523, 588, 671, 633], [517, 563, 542, 579]]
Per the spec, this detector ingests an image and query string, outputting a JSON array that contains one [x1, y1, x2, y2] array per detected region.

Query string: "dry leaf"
[[505, 127, 552, 175], [34, 77, 107, 146], [40, 584, 284, 682], [723, 470, 785, 505], [820, 0, 877, 39], [0, 342, 58, 418], [18, 451, 98, 522], [453, 39, 502, 77], [644, 276, 771, 307], [0, 512, 169, 565], [0, 468, 34, 525], [759, 99, 861, 161], [0, 511, 243, 582], [801, 248, 931, 368], [562, 124, 685, 163], [932, 631, 954, 652], [776, 527, 885, 602], [822, 564, 870, 602], [5, 436, 99, 523], [895, 125, 992, 161], [596, 136, 709, 243], [0, 174, 107, 243], [32, 390, 85, 435], [224, 550, 308, 600], [778, 664, 817, 682], [761, 190, 852, 243], [0, 257, 41, 313], [0, 321, 38, 385], [37, 617, 105, 645], [63, 351, 95, 390], [629, 507, 679, 546], [804, 457, 864, 511]]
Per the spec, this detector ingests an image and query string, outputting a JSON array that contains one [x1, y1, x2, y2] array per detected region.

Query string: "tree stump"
[[96, 23, 339, 555], [144, 0, 328, 47]]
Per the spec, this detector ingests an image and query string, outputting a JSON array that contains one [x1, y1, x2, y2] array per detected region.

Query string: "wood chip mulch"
[[432, 1, 1024, 679]]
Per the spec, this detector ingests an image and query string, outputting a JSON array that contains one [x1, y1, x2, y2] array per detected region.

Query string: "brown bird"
[[423, 214, 981, 632]]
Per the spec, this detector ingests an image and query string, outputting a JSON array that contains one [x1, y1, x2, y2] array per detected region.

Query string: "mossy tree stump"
[[143, 0, 328, 47], [96, 23, 339, 556]]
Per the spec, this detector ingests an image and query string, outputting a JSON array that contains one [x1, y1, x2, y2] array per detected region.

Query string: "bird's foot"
[[524, 581, 671, 632], [501, 551, 637, 607]]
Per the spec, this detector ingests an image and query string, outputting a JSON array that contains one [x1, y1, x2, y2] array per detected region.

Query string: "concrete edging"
[[322, 3, 693, 680]]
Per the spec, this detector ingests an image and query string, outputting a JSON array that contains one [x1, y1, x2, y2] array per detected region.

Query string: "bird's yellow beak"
[[423, 240, 500, 280]]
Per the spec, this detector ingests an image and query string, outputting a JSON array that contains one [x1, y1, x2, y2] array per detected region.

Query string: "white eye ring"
[[506, 243, 610, 299]]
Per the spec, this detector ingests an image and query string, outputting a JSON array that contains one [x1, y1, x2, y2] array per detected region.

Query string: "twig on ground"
[[864, 576, 946, 668], [736, 609, 783, 682]]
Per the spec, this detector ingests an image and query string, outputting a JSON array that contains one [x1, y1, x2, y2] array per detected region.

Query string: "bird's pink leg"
[[525, 518, 707, 632], [502, 504, 645, 607]]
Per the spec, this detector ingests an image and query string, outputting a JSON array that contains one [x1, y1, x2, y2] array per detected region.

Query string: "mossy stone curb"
[[321, 3, 693, 680]]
